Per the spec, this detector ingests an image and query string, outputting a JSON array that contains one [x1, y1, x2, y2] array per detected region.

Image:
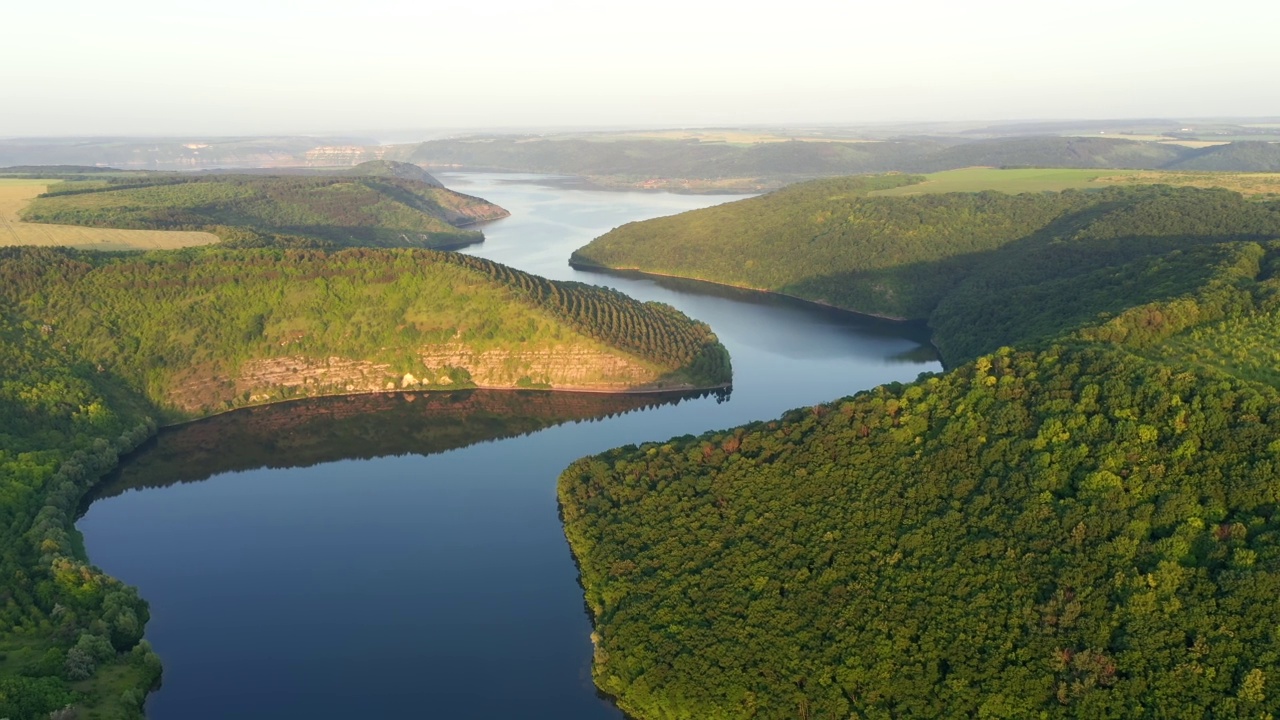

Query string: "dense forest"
[[574, 180, 1280, 365], [562, 344, 1280, 719], [0, 297, 160, 718], [20, 174, 508, 250], [0, 244, 729, 717], [0, 246, 730, 416], [561, 178, 1280, 718]]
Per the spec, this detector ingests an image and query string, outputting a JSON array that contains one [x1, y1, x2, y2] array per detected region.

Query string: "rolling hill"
[[20, 174, 508, 250]]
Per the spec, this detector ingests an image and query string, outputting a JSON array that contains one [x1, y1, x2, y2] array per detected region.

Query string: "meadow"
[[867, 166, 1280, 197], [868, 167, 1127, 195], [0, 180, 218, 250]]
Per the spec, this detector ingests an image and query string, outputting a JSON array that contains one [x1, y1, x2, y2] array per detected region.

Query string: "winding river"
[[77, 174, 942, 719]]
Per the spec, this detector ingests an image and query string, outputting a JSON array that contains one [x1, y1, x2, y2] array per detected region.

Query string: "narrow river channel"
[[77, 174, 942, 719]]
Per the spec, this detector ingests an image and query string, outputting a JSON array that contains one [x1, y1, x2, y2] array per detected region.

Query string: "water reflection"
[[90, 389, 716, 501]]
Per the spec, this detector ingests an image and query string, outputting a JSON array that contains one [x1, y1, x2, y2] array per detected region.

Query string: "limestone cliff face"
[[167, 343, 675, 414], [432, 192, 511, 225], [303, 145, 386, 165]]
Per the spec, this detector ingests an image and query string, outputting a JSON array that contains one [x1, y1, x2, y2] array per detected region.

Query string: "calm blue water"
[[77, 174, 941, 719]]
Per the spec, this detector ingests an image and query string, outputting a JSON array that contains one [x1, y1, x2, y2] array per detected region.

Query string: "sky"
[[2, 0, 1278, 137]]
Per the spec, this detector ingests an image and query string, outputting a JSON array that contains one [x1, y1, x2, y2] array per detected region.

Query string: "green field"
[[0, 180, 219, 250], [869, 167, 1130, 195], [865, 167, 1280, 198]]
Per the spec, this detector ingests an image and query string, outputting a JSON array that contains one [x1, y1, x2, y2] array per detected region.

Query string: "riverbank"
[[568, 260, 946, 363]]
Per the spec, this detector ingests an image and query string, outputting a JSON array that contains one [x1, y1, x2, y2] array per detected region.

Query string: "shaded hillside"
[[21, 174, 507, 249], [574, 181, 1280, 364], [1170, 142, 1280, 172]]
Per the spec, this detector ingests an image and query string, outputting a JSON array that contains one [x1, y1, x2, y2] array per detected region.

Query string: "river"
[[76, 174, 942, 719]]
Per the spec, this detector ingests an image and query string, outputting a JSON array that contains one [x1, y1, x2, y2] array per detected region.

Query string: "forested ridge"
[[20, 174, 509, 250], [561, 181, 1280, 718], [0, 244, 729, 717], [574, 180, 1280, 365], [0, 300, 160, 718], [0, 246, 730, 416]]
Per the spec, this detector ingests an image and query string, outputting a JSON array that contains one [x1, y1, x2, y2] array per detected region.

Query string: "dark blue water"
[[77, 174, 942, 719]]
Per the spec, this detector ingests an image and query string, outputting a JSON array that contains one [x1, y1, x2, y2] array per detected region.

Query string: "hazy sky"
[[3, 0, 1278, 137]]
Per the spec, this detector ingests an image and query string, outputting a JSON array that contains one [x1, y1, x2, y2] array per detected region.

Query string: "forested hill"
[[0, 247, 730, 417], [20, 174, 508, 250], [561, 176, 1280, 718], [1170, 142, 1280, 172], [562, 343, 1280, 719], [573, 180, 1280, 365], [0, 245, 729, 717]]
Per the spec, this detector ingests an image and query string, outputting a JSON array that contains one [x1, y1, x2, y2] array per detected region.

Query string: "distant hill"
[[1170, 141, 1280, 171], [21, 174, 509, 249], [3, 133, 1277, 191], [403, 135, 1249, 190], [912, 136, 1188, 171], [341, 159, 443, 186], [405, 136, 947, 178], [0, 136, 379, 170], [0, 165, 125, 175]]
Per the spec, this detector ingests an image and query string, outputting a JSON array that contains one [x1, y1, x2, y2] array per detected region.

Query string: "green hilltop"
[[562, 178, 1280, 718], [572, 178, 1280, 366], [20, 173, 508, 250], [340, 159, 444, 186]]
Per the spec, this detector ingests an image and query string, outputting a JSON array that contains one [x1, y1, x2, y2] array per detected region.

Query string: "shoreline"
[[569, 261, 949, 370], [157, 380, 733, 430], [569, 259, 913, 321]]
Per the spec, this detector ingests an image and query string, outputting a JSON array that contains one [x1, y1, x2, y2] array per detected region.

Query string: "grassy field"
[[0, 180, 219, 250], [869, 167, 1123, 195], [1096, 170, 1280, 196], [868, 167, 1280, 197]]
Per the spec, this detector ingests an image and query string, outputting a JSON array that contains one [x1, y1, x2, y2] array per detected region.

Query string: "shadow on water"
[[575, 265, 937, 345], [85, 388, 720, 506]]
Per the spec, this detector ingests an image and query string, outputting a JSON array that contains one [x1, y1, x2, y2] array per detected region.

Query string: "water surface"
[[78, 174, 942, 719]]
